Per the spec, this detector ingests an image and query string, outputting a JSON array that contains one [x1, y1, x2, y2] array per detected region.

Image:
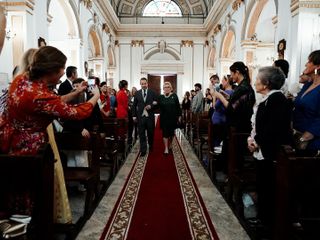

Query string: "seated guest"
[[248, 66, 292, 227]]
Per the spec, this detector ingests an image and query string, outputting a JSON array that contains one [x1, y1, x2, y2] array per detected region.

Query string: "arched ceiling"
[[115, 0, 209, 16]]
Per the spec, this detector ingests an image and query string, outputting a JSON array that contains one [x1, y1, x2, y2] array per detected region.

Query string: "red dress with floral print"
[[0, 74, 94, 155]]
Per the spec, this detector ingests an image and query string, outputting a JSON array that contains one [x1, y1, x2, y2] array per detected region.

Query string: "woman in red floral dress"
[[0, 46, 100, 155]]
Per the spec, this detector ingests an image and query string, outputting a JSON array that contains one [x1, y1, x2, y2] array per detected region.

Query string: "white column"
[[181, 43, 193, 90], [119, 43, 131, 89], [193, 43, 205, 88], [288, 2, 320, 95], [131, 44, 142, 89]]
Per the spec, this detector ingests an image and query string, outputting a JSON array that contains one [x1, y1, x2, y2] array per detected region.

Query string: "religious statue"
[[158, 40, 166, 54]]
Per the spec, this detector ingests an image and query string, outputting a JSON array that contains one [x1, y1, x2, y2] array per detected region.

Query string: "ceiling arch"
[[116, 0, 209, 16]]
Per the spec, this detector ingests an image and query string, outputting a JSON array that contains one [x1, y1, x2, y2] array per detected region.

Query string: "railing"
[[118, 14, 206, 24]]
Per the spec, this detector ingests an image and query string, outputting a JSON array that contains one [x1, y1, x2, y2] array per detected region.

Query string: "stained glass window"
[[143, 0, 182, 17]]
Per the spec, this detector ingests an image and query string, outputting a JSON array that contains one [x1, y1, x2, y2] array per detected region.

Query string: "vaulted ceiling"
[[112, 0, 211, 16]]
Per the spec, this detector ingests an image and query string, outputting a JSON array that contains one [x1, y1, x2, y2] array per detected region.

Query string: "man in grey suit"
[[132, 77, 158, 156], [191, 83, 204, 113]]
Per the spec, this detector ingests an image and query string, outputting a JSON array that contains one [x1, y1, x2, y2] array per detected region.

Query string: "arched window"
[[143, 0, 182, 17]]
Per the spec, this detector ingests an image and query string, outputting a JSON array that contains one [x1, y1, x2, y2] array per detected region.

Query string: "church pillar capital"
[[131, 40, 144, 47], [181, 40, 193, 47], [291, 0, 320, 17]]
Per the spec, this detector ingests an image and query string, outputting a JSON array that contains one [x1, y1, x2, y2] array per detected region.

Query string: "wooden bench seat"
[[0, 144, 54, 240]]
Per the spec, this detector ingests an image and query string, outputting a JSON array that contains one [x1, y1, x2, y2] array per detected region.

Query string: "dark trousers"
[[138, 116, 155, 153], [127, 113, 137, 145], [256, 159, 275, 226]]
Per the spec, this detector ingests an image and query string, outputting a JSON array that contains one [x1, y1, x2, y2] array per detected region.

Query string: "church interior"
[[0, 0, 320, 239]]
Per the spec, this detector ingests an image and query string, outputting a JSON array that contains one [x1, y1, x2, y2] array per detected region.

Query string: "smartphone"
[[88, 79, 95, 87]]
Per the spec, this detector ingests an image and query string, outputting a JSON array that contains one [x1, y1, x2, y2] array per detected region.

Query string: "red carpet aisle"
[[100, 121, 219, 240]]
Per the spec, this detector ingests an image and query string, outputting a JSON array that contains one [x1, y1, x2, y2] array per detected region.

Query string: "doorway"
[[147, 74, 177, 96]]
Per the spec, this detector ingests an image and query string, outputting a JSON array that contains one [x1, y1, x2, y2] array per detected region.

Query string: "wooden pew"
[[274, 145, 320, 240], [0, 144, 54, 240], [103, 119, 122, 178], [226, 127, 256, 216], [55, 131, 102, 221]]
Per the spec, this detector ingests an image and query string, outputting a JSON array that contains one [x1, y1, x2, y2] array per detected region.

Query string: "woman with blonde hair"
[[16, 48, 38, 76], [158, 82, 182, 154]]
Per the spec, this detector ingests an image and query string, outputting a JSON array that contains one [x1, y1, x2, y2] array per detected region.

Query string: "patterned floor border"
[[172, 137, 218, 240], [101, 153, 148, 240]]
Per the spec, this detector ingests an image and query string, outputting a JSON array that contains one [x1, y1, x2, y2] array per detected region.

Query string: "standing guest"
[[247, 66, 292, 227], [58, 66, 78, 95], [210, 74, 221, 91], [0, 46, 100, 218], [0, 46, 100, 154], [213, 62, 255, 173], [128, 87, 138, 146], [291, 50, 320, 230], [191, 83, 204, 113], [15, 48, 37, 77], [116, 80, 128, 118], [110, 88, 117, 117], [273, 59, 290, 97], [204, 88, 213, 113], [132, 77, 158, 156], [181, 91, 191, 125], [99, 82, 111, 119], [190, 89, 196, 100], [158, 82, 182, 154], [213, 61, 255, 133], [293, 50, 320, 154], [211, 75, 234, 147]]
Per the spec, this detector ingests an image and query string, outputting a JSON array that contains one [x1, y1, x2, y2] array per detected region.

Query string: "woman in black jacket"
[[248, 66, 292, 228]]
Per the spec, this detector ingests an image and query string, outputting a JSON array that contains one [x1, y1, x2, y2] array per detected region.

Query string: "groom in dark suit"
[[132, 77, 158, 156]]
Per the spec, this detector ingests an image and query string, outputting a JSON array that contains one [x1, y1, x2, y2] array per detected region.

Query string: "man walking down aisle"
[[132, 77, 158, 156]]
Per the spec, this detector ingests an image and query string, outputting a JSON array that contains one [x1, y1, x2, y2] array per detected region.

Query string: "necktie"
[[143, 89, 146, 98]]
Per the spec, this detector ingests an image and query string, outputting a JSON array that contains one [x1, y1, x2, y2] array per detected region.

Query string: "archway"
[[220, 29, 236, 77], [242, 0, 276, 80], [87, 26, 104, 80], [141, 46, 184, 97], [48, 0, 81, 72]]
